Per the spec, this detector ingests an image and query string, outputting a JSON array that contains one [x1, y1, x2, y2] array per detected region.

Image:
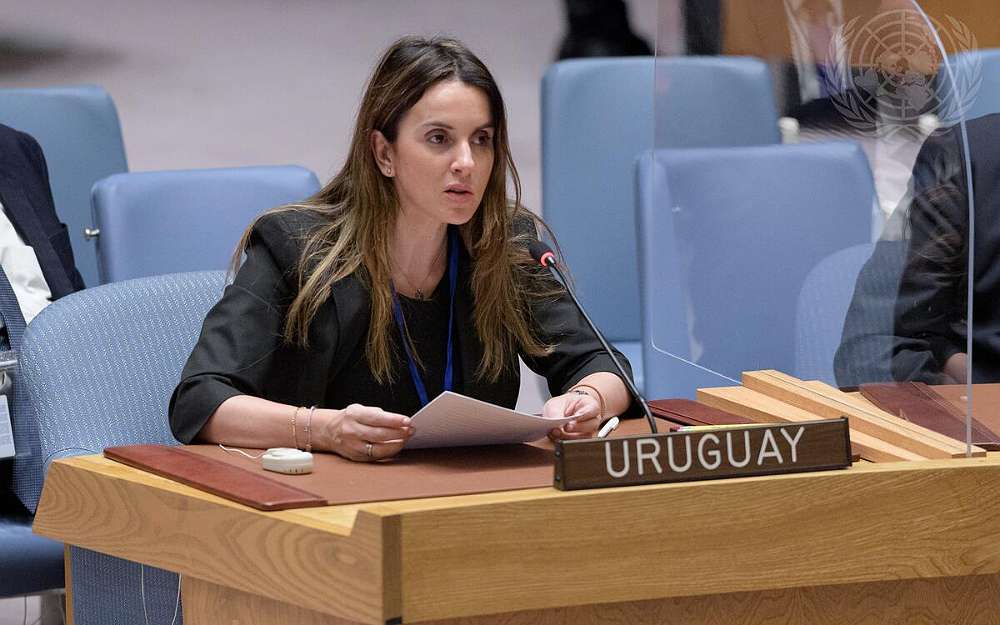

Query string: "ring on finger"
[[365, 442, 374, 459]]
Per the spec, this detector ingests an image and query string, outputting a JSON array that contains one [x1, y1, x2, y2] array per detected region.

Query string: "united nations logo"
[[825, 10, 981, 137]]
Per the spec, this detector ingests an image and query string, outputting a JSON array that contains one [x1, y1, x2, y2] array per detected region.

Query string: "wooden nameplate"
[[553, 418, 851, 491]]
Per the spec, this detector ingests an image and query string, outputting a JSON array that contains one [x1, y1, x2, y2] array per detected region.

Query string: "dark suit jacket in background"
[[0, 123, 86, 505], [836, 115, 1000, 385], [886, 114, 1000, 384], [169, 210, 636, 443], [0, 123, 86, 296]]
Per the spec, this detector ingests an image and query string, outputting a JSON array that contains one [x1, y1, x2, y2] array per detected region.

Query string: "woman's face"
[[375, 80, 495, 227]]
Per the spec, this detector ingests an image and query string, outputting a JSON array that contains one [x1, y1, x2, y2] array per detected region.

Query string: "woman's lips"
[[444, 188, 474, 201]]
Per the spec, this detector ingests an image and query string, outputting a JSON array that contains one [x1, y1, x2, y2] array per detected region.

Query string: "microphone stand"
[[541, 258, 658, 434]]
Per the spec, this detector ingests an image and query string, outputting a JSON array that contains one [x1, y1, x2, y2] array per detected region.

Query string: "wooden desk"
[[33, 452, 1000, 625]]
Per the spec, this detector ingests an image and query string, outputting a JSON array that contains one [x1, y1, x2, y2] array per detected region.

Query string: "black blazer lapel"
[[0, 180, 75, 299]]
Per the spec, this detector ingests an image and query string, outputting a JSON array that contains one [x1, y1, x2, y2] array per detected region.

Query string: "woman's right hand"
[[320, 404, 414, 461], [943, 352, 968, 385]]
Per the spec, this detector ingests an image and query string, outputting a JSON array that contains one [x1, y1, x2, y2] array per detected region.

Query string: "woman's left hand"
[[543, 391, 602, 441]]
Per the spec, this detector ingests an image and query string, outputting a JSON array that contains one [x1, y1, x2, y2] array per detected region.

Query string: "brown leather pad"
[[648, 398, 753, 428], [860, 382, 1000, 450], [105, 418, 673, 509], [104, 444, 327, 511]]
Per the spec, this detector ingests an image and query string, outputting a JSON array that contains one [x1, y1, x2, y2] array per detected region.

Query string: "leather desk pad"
[[648, 398, 752, 427], [860, 382, 1000, 450], [111, 417, 673, 510], [105, 445, 326, 511]]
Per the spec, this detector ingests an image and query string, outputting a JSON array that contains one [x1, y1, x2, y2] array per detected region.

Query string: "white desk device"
[[261, 448, 314, 474]]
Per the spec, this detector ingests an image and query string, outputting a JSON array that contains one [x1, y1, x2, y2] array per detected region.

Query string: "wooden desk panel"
[[34, 455, 397, 624], [34, 452, 1000, 624]]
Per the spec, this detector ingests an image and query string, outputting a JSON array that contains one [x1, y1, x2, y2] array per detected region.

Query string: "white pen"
[[597, 416, 620, 438]]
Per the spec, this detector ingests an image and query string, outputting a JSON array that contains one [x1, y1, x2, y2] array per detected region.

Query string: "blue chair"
[[91, 166, 320, 283], [830, 240, 909, 387], [637, 142, 874, 399], [794, 244, 875, 384], [0, 85, 128, 287], [947, 49, 1000, 121], [541, 56, 779, 390], [17, 271, 227, 624]]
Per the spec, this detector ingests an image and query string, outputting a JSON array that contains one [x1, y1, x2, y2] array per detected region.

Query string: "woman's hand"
[[319, 404, 414, 461], [543, 391, 602, 441], [943, 352, 968, 384]]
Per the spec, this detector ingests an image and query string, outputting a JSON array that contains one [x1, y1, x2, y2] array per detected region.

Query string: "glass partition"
[[645, 0, 990, 454]]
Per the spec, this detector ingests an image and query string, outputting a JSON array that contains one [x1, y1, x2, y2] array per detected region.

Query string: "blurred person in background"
[[0, 123, 86, 512]]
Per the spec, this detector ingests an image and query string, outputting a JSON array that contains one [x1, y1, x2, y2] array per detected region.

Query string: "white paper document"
[[404, 391, 576, 449]]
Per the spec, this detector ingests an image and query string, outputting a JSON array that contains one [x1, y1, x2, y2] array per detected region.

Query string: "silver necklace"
[[394, 243, 446, 300]]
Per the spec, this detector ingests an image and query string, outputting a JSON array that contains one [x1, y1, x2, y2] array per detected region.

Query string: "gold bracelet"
[[292, 406, 302, 450], [569, 383, 606, 420], [305, 406, 316, 453]]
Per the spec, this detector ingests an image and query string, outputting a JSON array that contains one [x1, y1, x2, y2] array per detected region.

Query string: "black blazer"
[[0, 124, 86, 297], [0, 124, 85, 503], [169, 210, 635, 443], [889, 114, 1000, 383]]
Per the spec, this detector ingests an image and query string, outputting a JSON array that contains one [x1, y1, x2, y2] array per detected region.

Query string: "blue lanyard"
[[390, 226, 458, 408]]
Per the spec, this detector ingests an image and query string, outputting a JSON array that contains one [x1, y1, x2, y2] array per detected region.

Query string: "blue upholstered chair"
[[541, 56, 779, 390], [16, 270, 227, 624], [636, 143, 875, 399], [828, 240, 909, 387], [947, 49, 1000, 120], [0, 85, 128, 287], [91, 165, 321, 283], [794, 244, 875, 384]]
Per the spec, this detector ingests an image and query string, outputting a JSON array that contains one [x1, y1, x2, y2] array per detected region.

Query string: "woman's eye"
[[428, 133, 447, 145], [475, 133, 493, 146]]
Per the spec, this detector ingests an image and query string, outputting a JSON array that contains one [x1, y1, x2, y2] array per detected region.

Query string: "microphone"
[[529, 241, 658, 434]]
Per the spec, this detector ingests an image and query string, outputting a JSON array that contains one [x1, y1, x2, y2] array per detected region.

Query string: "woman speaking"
[[169, 36, 634, 461]]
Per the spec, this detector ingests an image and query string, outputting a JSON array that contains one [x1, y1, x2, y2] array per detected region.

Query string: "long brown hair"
[[233, 35, 561, 383]]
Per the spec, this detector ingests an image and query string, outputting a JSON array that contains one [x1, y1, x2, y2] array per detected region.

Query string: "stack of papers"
[[405, 392, 576, 449]]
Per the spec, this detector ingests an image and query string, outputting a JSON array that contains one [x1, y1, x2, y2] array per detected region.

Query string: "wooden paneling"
[[182, 573, 1000, 625], [63, 546, 74, 625], [419, 574, 1000, 625], [35, 451, 1000, 624], [723, 0, 1000, 58], [182, 577, 362, 625], [396, 454, 1000, 621], [33, 455, 399, 624]]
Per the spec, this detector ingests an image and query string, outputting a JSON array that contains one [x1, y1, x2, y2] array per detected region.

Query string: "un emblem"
[[825, 10, 981, 137]]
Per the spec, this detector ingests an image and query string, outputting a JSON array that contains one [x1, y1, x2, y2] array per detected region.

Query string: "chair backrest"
[[92, 166, 320, 283], [831, 239, 909, 387], [636, 142, 874, 398], [948, 49, 1000, 120], [794, 244, 875, 384], [13, 270, 225, 624], [542, 56, 778, 343], [12, 271, 226, 512], [0, 85, 128, 287]]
